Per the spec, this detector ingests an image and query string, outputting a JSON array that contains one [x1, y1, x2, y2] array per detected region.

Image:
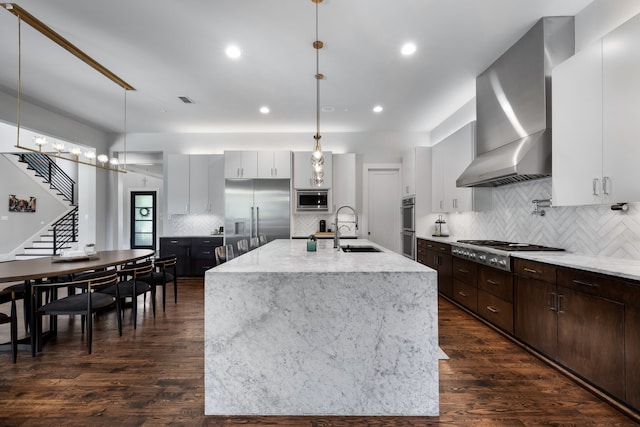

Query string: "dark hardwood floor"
[[0, 278, 637, 426]]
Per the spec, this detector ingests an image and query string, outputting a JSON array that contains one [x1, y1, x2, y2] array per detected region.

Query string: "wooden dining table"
[[0, 249, 154, 284], [0, 249, 155, 355]]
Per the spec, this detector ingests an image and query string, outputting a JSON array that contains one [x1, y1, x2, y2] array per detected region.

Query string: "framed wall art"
[[9, 194, 37, 212]]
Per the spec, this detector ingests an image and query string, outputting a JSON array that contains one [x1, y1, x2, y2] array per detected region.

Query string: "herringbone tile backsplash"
[[445, 178, 640, 259]]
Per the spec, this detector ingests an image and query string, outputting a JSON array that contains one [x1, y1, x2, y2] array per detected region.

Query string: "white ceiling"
[[0, 0, 593, 139]]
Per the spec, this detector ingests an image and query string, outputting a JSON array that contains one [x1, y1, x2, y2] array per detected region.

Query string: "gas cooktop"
[[456, 240, 565, 252], [450, 240, 564, 272]]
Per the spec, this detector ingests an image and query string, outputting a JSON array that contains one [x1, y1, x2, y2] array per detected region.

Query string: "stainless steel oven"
[[401, 197, 415, 259]]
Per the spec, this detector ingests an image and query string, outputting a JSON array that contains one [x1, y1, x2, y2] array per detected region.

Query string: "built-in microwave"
[[296, 190, 329, 212]]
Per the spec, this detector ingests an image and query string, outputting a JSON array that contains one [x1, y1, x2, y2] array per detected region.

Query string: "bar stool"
[[0, 288, 18, 362], [237, 239, 249, 256], [249, 237, 260, 251], [215, 245, 235, 265]]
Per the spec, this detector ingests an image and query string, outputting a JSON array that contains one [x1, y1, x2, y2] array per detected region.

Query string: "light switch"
[[0, 216, 7, 221]]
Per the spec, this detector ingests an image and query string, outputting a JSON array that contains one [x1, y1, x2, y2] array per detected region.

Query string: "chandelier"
[[311, 0, 324, 186], [2, 3, 134, 172]]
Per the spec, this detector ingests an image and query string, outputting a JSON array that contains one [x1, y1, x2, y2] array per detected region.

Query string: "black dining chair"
[[0, 287, 18, 363], [99, 261, 155, 330], [139, 255, 178, 312], [31, 269, 119, 355]]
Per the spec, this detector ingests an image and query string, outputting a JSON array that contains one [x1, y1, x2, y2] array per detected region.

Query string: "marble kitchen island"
[[204, 239, 439, 416]]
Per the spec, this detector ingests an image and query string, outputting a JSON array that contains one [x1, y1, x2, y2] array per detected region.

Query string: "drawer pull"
[[486, 306, 499, 314], [486, 279, 499, 285], [427, 244, 434, 248], [458, 291, 469, 297], [170, 240, 179, 244], [572, 279, 599, 288], [439, 247, 447, 251], [202, 251, 211, 255], [523, 268, 538, 274], [458, 269, 470, 274]]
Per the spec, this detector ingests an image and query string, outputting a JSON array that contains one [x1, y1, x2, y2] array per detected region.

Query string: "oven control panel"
[[451, 246, 511, 272]]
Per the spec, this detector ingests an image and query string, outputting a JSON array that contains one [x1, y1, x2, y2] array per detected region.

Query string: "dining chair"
[[0, 287, 18, 362], [214, 245, 235, 265], [237, 239, 249, 256], [139, 255, 178, 312], [31, 269, 119, 355], [99, 261, 154, 331], [249, 237, 260, 251]]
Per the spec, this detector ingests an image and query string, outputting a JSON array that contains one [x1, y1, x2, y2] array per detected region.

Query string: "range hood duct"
[[457, 17, 574, 188]]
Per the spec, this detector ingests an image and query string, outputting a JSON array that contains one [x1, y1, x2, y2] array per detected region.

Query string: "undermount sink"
[[341, 245, 382, 253]]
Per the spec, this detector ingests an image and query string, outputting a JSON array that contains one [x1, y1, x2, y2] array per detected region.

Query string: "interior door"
[[367, 168, 400, 253], [130, 191, 156, 250]]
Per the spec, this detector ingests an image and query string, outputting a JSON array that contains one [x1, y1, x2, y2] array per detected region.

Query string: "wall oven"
[[401, 196, 415, 259]]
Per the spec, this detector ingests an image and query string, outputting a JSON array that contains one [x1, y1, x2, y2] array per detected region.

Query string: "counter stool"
[[215, 245, 235, 265], [237, 239, 249, 256]]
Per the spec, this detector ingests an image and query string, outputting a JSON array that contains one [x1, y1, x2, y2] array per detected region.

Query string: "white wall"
[[0, 155, 68, 258]]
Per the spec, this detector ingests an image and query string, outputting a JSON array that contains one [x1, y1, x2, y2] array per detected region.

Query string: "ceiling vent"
[[178, 96, 194, 104]]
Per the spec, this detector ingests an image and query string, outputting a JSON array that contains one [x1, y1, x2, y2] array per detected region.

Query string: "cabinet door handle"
[[237, 167, 240, 177], [523, 267, 538, 274], [592, 178, 599, 196], [486, 305, 499, 313], [557, 294, 565, 314], [602, 176, 610, 195], [458, 291, 469, 297], [548, 292, 557, 311], [486, 279, 499, 285], [572, 279, 599, 288], [241, 167, 244, 177], [274, 167, 278, 176]]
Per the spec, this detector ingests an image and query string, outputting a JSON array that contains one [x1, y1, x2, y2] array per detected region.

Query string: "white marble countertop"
[[513, 252, 640, 282], [210, 239, 432, 274]]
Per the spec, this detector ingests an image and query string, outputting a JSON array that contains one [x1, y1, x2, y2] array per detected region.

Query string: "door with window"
[[131, 191, 156, 250]]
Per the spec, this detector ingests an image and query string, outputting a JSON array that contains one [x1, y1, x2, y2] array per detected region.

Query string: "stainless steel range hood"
[[457, 17, 574, 188]]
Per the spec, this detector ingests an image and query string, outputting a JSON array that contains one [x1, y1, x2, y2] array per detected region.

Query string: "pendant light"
[[310, 0, 324, 186]]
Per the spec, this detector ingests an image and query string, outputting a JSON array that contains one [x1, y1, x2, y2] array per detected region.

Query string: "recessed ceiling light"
[[225, 45, 241, 59], [401, 43, 417, 56], [373, 105, 384, 113], [259, 106, 270, 114]]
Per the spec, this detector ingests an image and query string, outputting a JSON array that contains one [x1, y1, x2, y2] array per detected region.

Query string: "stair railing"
[[17, 152, 75, 205], [53, 207, 79, 255]]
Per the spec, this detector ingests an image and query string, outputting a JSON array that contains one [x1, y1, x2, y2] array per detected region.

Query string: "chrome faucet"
[[334, 205, 359, 249]]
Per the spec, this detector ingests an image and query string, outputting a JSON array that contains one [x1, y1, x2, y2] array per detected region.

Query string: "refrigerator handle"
[[254, 206, 260, 237], [250, 206, 254, 238]]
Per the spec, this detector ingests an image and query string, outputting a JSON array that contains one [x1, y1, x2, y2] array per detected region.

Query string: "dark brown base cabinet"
[[514, 259, 631, 407], [417, 239, 452, 298], [159, 237, 223, 277]]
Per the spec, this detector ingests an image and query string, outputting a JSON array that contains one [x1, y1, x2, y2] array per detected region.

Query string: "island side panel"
[[204, 270, 439, 416]]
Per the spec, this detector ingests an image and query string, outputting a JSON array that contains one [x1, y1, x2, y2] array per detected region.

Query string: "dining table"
[[0, 249, 155, 355]]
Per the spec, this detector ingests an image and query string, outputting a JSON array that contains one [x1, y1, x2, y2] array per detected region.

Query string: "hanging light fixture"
[[310, 0, 325, 186], [3, 3, 133, 173]]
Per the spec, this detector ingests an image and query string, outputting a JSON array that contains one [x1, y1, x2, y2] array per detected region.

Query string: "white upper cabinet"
[[332, 153, 356, 210], [552, 41, 603, 206], [224, 151, 258, 179], [432, 122, 474, 213], [602, 13, 640, 204], [293, 151, 332, 189], [257, 151, 291, 179], [403, 147, 432, 215], [553, 12, 640, 206], [167, 154, 190, 214], [167, 154, 225, 214]]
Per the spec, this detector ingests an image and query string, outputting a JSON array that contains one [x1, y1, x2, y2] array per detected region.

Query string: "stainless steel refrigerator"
[[224, 179, 291, 249]]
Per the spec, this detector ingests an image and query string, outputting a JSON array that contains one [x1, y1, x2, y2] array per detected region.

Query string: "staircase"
[[13, 153, 78, 259]]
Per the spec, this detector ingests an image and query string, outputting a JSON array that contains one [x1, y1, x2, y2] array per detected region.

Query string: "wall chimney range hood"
[[457, 17, 574, 188]]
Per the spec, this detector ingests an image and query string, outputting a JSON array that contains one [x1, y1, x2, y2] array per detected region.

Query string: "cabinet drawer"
[[453, 257, 478, 285], [557, 267, 625, 303], [417, 239, 428, 250], [478, 266, 513, 302], [478, 290, 514, 334], [514, 258, 556, 283], [192, 237, 221, 246], [453, 280, 477, 312], [424, 240, 451, 254], [161, 237, 192, 247]]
